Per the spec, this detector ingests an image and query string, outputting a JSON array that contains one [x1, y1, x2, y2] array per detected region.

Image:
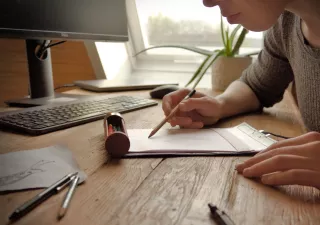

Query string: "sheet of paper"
[[228, 123, 276, 150], [0, 145, 87, 192], [128, 128, 248, 153], [127, 123, 276, 154]]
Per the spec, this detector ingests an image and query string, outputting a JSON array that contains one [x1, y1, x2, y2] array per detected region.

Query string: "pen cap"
[[104, 112, 130, 158]]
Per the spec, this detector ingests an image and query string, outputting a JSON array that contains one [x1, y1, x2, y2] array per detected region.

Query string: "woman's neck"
[[287, 0, 320, 48]]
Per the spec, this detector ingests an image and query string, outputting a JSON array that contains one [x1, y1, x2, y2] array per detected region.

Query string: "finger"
[[256, 131, 320, 155], [242, 155, 316, 178], [180, 121, 204, 129], [170, 116, 192, 127], [171, 117, 204, 128], [179, 97, 213, 112], [162, 88, 198, 116], [261, 169, 320, 189], [236, 143, 313, 173], [167, 88, 194, 103], [162, 96, 173, 116], [237, 140, 320, 173]]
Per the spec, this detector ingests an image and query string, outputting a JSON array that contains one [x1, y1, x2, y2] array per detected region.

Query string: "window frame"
[[127, 0, 263, 74], [126, 0, 214, 73]]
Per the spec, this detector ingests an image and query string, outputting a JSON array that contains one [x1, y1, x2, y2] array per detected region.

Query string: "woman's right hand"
[[162, 88, 224, 128]]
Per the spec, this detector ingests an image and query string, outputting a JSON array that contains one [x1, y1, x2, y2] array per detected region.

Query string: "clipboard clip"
[[258, 130, 291, 139]]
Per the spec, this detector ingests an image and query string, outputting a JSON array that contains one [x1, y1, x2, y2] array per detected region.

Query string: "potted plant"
[[135, 16, 258, 91]]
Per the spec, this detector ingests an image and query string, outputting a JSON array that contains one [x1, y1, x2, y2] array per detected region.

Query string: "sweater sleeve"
[[239, 13, 294, 108]]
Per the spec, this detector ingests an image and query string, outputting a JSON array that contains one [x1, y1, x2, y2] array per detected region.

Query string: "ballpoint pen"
[[148, 89, 196, 138], [58, 174, 80, 219], [9, 172, 78, 221], [208, 203, 236, 225]]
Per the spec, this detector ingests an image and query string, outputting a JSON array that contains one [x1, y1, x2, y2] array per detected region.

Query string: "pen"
[[9, 172, 78, 221], [148, 89, 196, 138], [58, 174, 80, 219], [208, 203, 235, 225]]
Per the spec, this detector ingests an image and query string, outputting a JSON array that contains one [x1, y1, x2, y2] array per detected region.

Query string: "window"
[[128, 0, 263, 71]]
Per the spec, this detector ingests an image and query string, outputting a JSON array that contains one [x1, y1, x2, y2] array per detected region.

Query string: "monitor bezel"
[[0, 28, 129, 42]]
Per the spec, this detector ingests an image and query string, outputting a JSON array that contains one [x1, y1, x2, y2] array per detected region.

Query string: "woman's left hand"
[[236, 132, 320, 189]]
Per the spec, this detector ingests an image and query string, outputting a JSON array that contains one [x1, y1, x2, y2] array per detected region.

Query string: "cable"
[[36, 40, 66, 59], [45, 41, 66, 50], [54, 84, 76, 91], [36, 40, 51, 59]]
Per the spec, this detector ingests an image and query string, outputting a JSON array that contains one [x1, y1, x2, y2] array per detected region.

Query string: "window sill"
[[123, 69, 212, 89], [133, 58, 210, 74]]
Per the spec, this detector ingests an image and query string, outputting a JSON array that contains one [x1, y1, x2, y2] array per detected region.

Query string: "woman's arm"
[[215, 80, 261, 119]]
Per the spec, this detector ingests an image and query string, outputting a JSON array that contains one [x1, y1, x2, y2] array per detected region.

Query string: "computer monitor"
[[0, 0, 128, 107]]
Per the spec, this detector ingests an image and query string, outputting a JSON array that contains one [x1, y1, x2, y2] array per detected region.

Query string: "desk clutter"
[[2, 112, 278, 223], [0, 108, 306, 225], [9, 172, 80, 221], [104, 112, 277, 158], [0, 145, 86, 192], [104, 112, 130, 157], [0, 145, 86, 221]]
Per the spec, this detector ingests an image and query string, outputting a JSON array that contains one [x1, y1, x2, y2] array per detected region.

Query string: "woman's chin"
[[241, 22, 273, 32]]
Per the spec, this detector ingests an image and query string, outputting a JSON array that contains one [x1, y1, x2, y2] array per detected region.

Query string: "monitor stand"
[[5, 39, 88, 107]]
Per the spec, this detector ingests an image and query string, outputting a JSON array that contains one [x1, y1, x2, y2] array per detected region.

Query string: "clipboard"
[[123, 123, 277, 158], [103, 114, 277, 158]]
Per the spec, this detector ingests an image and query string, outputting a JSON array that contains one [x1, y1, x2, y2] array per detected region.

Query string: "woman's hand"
[[162, 88, 224, 128], [236, 132, 320, 189]]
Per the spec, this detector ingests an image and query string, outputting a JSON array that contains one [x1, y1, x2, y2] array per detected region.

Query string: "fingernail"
[[235, 163, 243, 171], [243, 168, 252, 177], [235, 164, 246, 174], [261, 176, 270, 184]]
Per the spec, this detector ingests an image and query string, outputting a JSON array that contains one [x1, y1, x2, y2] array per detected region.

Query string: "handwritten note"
[[0, 145, 86, 192]]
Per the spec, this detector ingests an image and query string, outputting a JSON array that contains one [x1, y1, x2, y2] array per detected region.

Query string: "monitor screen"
[[0, 0, 128, 41], [0, 0, 129, 107]]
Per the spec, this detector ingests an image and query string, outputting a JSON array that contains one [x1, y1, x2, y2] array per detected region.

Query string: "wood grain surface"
[[0, 88, 319, 225]]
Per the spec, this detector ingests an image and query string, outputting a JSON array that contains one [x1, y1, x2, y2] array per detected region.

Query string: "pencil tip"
[[148, 131, 154, 138], [9, 213, 17, 221], [57, 208, 66, 220], [208, 203, 217, 212]]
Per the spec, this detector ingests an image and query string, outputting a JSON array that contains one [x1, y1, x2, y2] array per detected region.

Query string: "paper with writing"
[[0, 145, 86, 192]]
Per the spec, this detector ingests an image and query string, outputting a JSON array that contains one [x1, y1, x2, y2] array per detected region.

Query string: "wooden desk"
[[0, 89, 319, 225]]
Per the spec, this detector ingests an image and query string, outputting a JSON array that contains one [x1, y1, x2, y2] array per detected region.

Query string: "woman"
[[162, 0, 320, 189]]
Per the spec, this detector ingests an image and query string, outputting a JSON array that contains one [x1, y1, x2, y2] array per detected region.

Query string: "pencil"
[[108, 124, 114, 135], [148, 89, 196, 138], [57, 175, 80, 220]]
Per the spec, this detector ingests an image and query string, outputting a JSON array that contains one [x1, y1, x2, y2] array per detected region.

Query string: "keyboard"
[[0, 95, 158, 135]]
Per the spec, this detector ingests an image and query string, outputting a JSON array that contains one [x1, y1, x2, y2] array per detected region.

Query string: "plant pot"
[[211, 56, 252, 91]]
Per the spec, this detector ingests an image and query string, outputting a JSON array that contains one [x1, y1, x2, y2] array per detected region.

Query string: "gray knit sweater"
[[240, 11, 320, 132]]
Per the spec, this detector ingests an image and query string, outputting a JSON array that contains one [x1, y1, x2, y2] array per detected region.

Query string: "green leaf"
[[231, 28, 248, 56], [134, 45, 212, 57], [191, 49, 225, 89], [220, 15, 226, 48], [225, 28, 231, 56], [184, 55, 211, 87], [229, 24, 242, 49]]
